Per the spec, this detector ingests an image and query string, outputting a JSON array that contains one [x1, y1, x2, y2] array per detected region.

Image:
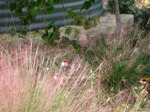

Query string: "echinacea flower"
[[145, 88, 150, 94], [60, 76, 67, 85], [146, 78, 150, 86], [43, 67, 49, 71], [61, 59, 68, 67], [53, 73, 60, 81], [140, 78, 147, 84]]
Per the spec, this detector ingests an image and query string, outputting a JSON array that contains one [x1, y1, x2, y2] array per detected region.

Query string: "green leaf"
[[47, 21, 55, 30], [31, 9, 38, 16], [67, 8, 75, 18], [27, 4, 38, 16], [65, 27, 72, 35], [80, 1, 91, 11], [23, 18, 29, 25], [27, 5, 35, 13], [36, 0, 43, 8], [20, 28, 27, 36], [42, 30, 49, 41], [49, 32, 55, 44], [130, 0, 135, 5], [54, 0, 60, 3], [47, 0, 54, 5], [27, 2, 38, 16], [19, 0, 28, 6], [132, 87, 138, 98], [19, 17, 24, 22], [10, 3, 16, 11], [128, 104, 132, 107], [53, 26, 59, 31], [28, 8, 38, 16], [27, 14, 36, 22], [45, 5, 54, 14], [89, 0, 95, 3], [121, 104, 126, 107], [15, 8, 23, 15]]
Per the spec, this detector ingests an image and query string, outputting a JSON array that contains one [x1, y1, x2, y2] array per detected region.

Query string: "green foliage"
[[20, 28, 27, 36], [72, 15, 86, 26], [9, 0, 60, 29], [107, 0, 135, 13], [42, 22, 60, 44], [131, 84, 150, 110], [10, 28, 16, 36], [10, 2, 17, 11], [81, 1, 91, 11], [93, 16, 100, 26], [81, 0, 96, 11], [45, 4, 54, 14], [60, 37, 71, 47], [89, 0, 95, 3], [116, 103, 132, 112], [75, 29, 81, 37], [36, 0, 43, 8], [70, 40, 82, 52], [65, 27, 72, 35], [102, 43, 150, 93], [92, 37, 107, 60], [67, 8, 100, 30], [8, 0, 96, 45], [67, 8, 76, 18], [140, 10, 150, 28], [84, 20, 94, 29], [102, 47, 150, 92]]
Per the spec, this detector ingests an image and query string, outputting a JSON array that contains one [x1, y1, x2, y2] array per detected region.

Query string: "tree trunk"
[[114, 0, 122, 39]]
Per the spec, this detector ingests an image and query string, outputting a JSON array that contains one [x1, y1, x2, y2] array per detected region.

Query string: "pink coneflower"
[[61, 59, 68, 67], [145, 88, 150, 94], [43, 67, 49, 71], [146, 78, 150, 86], [53, 73, 60, 81], [60, 76, 67, 85], [139, 78, 147, 84]]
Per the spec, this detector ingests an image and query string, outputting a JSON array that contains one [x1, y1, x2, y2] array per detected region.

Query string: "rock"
[[87, 23, 116, 38], [120, 14, 134, 27], [86, 26, 101, 38], [87, 14, 134, 38], [31, 37, 44, 46], [100, 15, 116, 24], [59, 25, 88, 45], [100, 14, 134, 27]]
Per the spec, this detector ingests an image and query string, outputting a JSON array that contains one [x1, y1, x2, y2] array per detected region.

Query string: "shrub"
[[107, 0, 150, 28]]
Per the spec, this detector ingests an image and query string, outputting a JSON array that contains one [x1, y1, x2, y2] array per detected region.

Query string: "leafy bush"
[[107, 0, 150, 28], [8, 0, 98, 44], [107, 0, 135, 13], [67, 8, 100, 30], [42, 22, 60, 45]]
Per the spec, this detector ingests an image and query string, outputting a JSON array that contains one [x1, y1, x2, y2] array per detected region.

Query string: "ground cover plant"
[[0, 25, 150, 111]]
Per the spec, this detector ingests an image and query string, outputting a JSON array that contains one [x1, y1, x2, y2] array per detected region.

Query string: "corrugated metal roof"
[[0, 0, 104, 33]]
